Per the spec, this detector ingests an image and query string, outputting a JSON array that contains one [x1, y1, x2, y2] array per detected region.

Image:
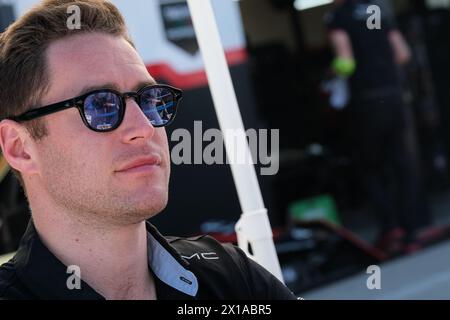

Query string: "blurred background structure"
[[1, 0, 450, 298]]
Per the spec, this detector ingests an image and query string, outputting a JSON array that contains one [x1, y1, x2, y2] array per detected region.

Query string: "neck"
[[30, 204, 156, 300]]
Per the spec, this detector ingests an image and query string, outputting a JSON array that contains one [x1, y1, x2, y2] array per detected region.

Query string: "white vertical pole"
[[187, 0, 283, 282]]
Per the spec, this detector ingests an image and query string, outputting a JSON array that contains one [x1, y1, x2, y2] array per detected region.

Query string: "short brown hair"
[[0, 0, 134, 188]]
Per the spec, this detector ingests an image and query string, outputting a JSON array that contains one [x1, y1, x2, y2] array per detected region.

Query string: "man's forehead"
[[76, 80, 157, 97], [45, 33, 154, 98]]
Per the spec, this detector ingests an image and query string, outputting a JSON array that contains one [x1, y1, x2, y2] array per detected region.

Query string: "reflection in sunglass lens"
[[141, 87, 175, 127], [84, 92, 121, 130]]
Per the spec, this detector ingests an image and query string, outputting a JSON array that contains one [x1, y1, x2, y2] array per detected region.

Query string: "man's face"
[[33, 33, 171, 226]]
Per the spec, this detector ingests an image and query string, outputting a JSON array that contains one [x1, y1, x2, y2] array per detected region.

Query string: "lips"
[[115, 155, 162, 173]]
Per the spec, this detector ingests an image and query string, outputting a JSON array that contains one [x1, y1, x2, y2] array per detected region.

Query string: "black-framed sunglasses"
[[8, 84, 182, 132]]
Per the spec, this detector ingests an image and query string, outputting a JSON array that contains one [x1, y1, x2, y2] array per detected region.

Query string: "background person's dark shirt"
[[325, 0, 401, 97]]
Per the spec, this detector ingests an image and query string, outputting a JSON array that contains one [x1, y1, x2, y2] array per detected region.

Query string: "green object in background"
[[332, 57, 356, 78], [289, 194, 341, 225]]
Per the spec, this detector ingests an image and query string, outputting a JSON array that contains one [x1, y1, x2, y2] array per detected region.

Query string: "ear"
[[0, 120, 40, 176]]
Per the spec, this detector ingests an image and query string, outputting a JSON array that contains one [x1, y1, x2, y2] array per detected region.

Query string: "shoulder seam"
[[167, 234, 208, 243]]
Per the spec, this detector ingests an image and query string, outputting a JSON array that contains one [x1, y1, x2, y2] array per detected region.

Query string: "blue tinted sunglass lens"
[[84, 92, 121, 130], [141, 87, 175, 126]]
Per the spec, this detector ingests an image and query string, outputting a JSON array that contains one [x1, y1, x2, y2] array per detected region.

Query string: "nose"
[[118, 97, 156, 143]]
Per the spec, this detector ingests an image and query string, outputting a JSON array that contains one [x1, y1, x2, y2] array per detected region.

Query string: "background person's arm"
[[388, 29, 412, 65], [329, 29, 354, 60], [328, 30, 356, 78]]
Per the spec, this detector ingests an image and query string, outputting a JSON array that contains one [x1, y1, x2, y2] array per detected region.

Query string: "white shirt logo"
[[182, 252, 219, 260]]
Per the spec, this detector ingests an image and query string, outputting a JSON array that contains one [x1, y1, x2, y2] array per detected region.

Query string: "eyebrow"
[[76, 80, 157, 97]]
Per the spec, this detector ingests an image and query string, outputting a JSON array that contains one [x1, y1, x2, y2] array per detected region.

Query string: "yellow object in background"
[[0, 153, 10, 183], [0, 252, 15, 265], [0, 154, 14, 263]]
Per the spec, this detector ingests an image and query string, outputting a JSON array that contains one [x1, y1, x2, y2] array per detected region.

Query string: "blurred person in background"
[[401, 0, 449, 189], [325, 0, 430, 256]]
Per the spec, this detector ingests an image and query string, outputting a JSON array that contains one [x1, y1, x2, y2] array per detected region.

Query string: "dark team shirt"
[[0, 219, 296, 300], [325, 0, 402, 97]]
